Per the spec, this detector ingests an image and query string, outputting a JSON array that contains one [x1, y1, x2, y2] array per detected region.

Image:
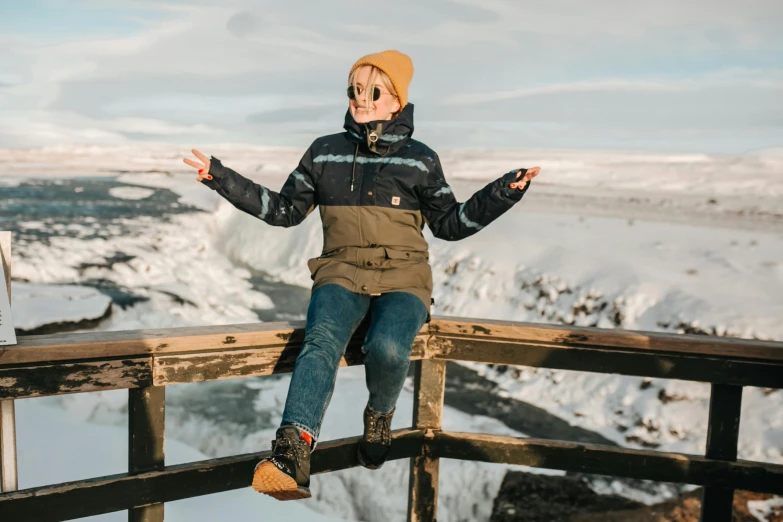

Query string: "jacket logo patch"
[[391, 196, 401, 206]]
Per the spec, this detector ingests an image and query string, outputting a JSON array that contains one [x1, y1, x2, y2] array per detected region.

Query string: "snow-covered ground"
[[3, 144, 782, 521]]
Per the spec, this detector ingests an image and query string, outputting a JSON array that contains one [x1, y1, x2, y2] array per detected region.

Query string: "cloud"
[[0, 0, 781, 153], [246, 106, 344, 124], [225, 11, 266, 38]]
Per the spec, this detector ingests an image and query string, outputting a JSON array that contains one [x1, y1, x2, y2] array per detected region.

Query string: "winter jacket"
[[200, 103, 531, 321]]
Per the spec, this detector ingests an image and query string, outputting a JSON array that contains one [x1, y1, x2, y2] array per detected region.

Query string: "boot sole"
[[252, 461, 311, 500]]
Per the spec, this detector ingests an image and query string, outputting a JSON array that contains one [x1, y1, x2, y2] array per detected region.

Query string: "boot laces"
[[366, 408, 393, 445], [271, 431, 308, 468]]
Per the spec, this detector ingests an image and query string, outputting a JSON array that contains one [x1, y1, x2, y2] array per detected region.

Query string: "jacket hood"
[[343, 102, 415, 156]]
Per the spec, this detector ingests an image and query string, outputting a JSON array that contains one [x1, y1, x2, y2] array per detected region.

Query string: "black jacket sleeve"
[[199, 141, 318, 227], [417, 153, 531, 241]]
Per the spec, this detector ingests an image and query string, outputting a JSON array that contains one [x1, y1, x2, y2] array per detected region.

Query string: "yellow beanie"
[[349, 50, 414, 109]]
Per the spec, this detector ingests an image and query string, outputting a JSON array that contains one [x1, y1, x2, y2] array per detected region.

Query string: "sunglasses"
[[346, 85, 394, 102]]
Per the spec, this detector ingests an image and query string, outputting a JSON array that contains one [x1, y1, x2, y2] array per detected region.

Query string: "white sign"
[[0, 258, 16, 346]]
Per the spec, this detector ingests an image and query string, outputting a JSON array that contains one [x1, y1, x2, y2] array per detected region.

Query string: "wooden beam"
[[0, 322, 305, 365], [154, 337, 427, 386], [410, 359, 446, 430], [429, 317, 783, 362], [431, 431, 783, 494], [0, 231, 17, 493], [0, 321, 429, 367], [0, 340, 426, 399], [3, 331, 778, 400], [5, 316, 782, 369], [407, 359, 446, 522], [0, 359, 152, 400], [700, 384, 743, 522], [0, 429, 425, 522], [429, 336, 783, 389], [0, 401, 15, 493], [128, 387, 165, 522]]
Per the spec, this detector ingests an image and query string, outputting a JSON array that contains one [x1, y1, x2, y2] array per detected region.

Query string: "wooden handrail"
[[431, 317, 783, 361], [2, 312, 783, 521], [2, 320, 781, 401], [0, 429, 427, 522], [4, 317, 782, 367], [431, 431, 783, 494]]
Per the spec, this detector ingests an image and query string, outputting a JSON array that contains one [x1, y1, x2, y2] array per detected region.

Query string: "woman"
[[183, 49, 540, 501]]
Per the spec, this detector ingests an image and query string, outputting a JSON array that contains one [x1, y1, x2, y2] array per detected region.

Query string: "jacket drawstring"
[[350, 142, 359, 191]]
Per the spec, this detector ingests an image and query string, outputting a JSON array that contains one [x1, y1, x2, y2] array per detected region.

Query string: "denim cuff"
[[280, 421, 317, 448]]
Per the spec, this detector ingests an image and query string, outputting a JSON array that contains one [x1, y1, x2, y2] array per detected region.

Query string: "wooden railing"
[[0, 318, 781, 522], [1, 229, 783, 522]]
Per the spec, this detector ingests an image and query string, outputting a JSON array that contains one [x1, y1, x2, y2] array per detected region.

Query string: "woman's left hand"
[[510, 166, 540, 190]]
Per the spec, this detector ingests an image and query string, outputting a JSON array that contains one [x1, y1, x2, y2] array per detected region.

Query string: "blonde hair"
[[348, 65, 400, 117]]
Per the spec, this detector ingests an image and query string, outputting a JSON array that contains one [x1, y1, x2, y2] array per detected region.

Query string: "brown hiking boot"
[[252, 426, 312, 500], [357, 404, 395, 470]]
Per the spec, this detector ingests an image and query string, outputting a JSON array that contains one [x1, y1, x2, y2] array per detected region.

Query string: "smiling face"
[[348, 65, 401, 124]]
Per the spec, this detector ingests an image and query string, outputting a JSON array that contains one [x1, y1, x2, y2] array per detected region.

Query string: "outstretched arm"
[[185, 143, 319, 228], [417, 153, 538, 241]]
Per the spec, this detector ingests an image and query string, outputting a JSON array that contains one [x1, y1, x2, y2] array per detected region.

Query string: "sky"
[[0, 0, 781, 154]]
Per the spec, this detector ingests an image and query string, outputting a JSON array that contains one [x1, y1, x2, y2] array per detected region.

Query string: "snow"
[[748, 496, 783, 522], [4, 143, 783, 521], [11, 214, 276, 330], [11, 283, 112, 332], [113, 172, 223, 212], [107, 186, 154, 200], [426, 212, 782, 339], [3, 144, 783, 200]]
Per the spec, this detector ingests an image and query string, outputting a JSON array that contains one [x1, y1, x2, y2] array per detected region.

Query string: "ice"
[[10, 282, 112, 332], [107, 186, 154, 200]]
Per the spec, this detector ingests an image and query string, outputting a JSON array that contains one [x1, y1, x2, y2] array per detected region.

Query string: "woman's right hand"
[[183, 149, 212, 181]]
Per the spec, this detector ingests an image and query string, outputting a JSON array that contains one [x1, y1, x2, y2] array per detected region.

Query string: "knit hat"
[[349, 50, 414, 109]]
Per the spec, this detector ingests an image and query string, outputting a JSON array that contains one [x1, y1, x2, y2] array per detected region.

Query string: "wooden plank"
[[0, 359, 152, 400], [0, 400, 16, 493], [430, 336, 783, 389], [128, 387, 165, 522], [1, 321, 430, 367], [0, 231, 9, 301], [0, 337, 426, 398], [0, 428, 425, 522], [154, 337, 428, 386], [411, 359, 446, 429], [700, 384, 743, 522], [6, 315, 782, 369], [407, 446, 439, 522], [407, 359, 446, 522], [431, 431, 783, 494], [0, 321, 306, 366], [0, 232, 17, 493], [429, 317, 783, 362]]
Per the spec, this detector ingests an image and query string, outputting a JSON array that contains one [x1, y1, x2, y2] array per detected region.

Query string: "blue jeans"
[[280, 284, 429, 445]]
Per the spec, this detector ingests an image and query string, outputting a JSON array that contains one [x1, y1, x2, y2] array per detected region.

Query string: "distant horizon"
[[1, 1, 781, 155], [3, 140, 782, 159]]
